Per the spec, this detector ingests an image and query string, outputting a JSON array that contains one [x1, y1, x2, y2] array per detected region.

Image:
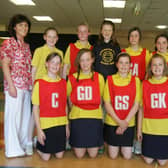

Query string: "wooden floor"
[[0, 92, 167, 168], [0, 148, 160, 168]]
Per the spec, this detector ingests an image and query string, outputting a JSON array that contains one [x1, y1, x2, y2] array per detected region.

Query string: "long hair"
[[75, 48, 95, 82], [146, 54, 168, 79], [98, 20, 119, 46]]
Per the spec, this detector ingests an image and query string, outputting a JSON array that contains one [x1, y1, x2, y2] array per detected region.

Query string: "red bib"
[[69, 72, 101, 110], [143, 80, 168, 119], [38, 79, 67, 117], [107, 76, 136, 120], [122, 48, 146, 80], [69, 43, 93, 75]]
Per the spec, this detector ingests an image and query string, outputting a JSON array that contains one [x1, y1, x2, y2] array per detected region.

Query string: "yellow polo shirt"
[[64, 40, 92, 74], [67, 72, 104, 119], [32, 75, 68, 129], [32, 44, 63, 80], [124, 47, 151, 68], [142, 76, 168, 135], [103, 73, 141, 126]]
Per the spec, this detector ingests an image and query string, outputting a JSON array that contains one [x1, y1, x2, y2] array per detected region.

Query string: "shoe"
[[133, 140, 141, 155], [66, 140, 71, 150], [33, 136, 37, 148], [25, 144, 33, 156], [98, 146, 105, 154]]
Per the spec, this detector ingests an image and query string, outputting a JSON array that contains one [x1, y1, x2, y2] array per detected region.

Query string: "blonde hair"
[[77, 22, 90, 32], [146, 54, 168, 79]]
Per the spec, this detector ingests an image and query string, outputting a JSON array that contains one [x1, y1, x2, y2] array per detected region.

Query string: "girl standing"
[[122, 27, 150, 81], [32, 52, 69, 161], [103, 52, 140, 159], [67, 48, 104, 158], [62, 23, 93, 79], [151, 34, 168, 64], [93, 20, 121, 80], [138, 54, 168, 166], [0, 14, 32, 158]]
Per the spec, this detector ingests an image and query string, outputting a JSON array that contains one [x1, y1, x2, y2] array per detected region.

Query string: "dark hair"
[[8, 14, 31, 40], [128, 27, 142, 41], [98, 20, 119, 46], [75, 48, 95, 82], [154, 33, 168, 51], [146, 54, 168, 79], [44, 27, 58, 35], [115, 52, 131, 64], [46, 52, 62, 63]]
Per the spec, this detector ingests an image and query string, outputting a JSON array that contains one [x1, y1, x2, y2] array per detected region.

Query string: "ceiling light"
[[9, 0, 36, 6], [155, 25, 167, 29], [105, 18, 122, 23], [33, 16, 53, 21], [103, 0, 126, 8], [0, 37, 10, 40]]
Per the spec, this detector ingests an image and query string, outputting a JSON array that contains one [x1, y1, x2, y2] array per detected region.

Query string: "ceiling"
[[0, 0, 168, 34]]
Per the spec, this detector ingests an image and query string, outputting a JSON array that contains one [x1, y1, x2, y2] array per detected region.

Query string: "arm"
[[32, 66, 37, 84], [137, 106, 143, 142], [125, 101, 139, 123], [62, 64, 69, 79], [1, 57, 17, 97], [33, 105, 46, 146], [104, 102, 128, 129], [116, 101, 139, 135]]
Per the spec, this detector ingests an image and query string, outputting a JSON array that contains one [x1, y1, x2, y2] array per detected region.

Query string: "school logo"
[[52, 93, 59, 108], [130, 63, 138, 76], [151, 93, 166, 108], [100, 48, 115, 65], [115, 96, 129, 110], [77, 86, 92, 100]]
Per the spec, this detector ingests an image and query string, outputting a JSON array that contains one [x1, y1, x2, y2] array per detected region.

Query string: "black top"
[[93, 41, 121, 79]]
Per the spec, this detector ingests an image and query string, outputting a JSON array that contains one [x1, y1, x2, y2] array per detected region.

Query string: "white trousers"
[[4, 88, 31, 157]]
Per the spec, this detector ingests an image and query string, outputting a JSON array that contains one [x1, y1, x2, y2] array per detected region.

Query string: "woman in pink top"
[[0, 14, 32, 158]]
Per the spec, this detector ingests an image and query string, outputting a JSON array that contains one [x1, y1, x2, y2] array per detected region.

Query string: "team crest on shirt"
[[100, 48, 115, 65]]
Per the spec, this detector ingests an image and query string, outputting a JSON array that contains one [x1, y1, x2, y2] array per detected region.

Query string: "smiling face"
[[116, 56, 131, 76], [156, 36, 168, 53], [79, 52, 94, 73], [44, 29, 58, 48], [129, 30, 140, 46], [101, 24, 113, 43], [151, 57, 164, 79], [77, 25, 89, 42], [14, 21, 29, 39], [46, 56, 61, 76]]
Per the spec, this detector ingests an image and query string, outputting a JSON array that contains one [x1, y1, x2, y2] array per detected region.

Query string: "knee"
[[108, 152, 118, 159], [88, 152, 97, 158], [41, 155, 51, 161], [123, 153, 132, 160], [55, 152, 64, 159], [75, 153, 85, 159], [143, 156, 153, 164], [157, 160, 167, 166]]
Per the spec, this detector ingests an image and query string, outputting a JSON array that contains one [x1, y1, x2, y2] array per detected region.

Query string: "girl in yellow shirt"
[[67, 48, 104, 158]]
